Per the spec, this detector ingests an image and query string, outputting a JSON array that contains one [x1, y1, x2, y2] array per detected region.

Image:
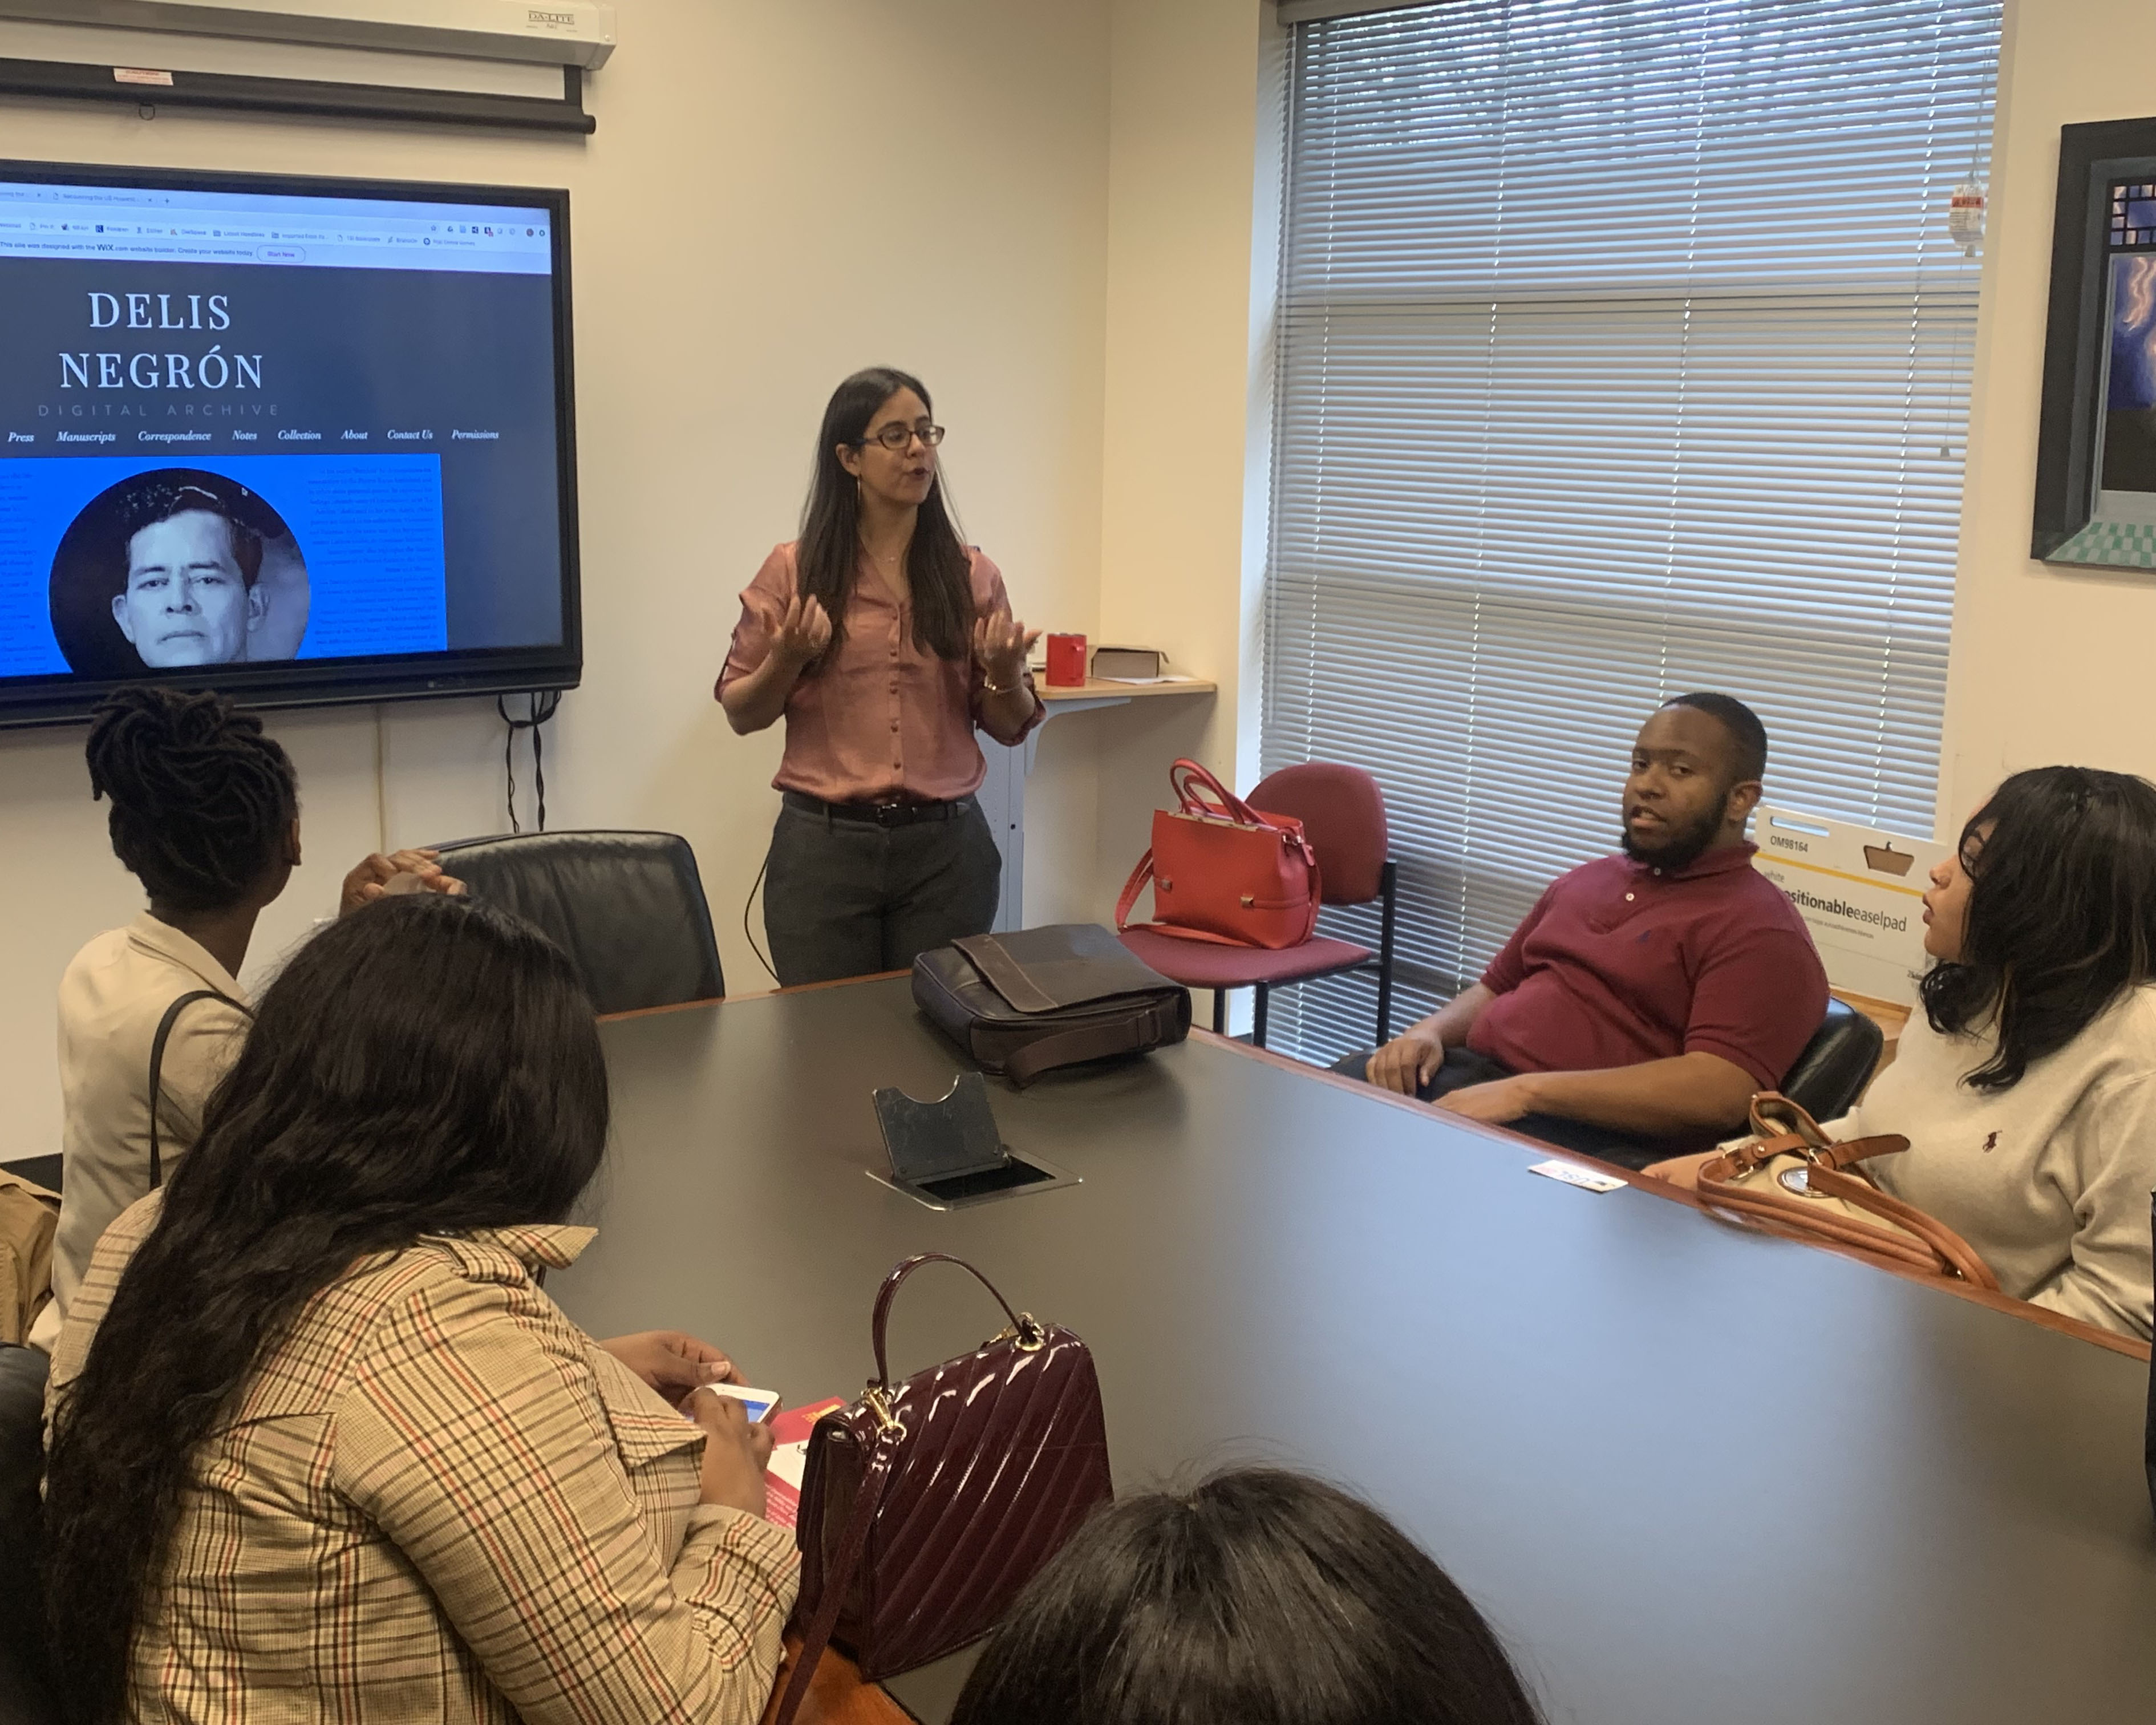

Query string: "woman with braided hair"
[[26, 685, 461, 1353]]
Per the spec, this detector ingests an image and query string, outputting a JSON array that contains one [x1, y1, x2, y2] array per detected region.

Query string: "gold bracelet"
[[983, 674, 1024, 697]]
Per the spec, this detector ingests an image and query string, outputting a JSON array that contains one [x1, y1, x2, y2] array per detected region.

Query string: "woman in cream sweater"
[[1664, 766, 2156, 1339]]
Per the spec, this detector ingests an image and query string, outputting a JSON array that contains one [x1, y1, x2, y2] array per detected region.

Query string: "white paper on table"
[[1526, 1159, 1627, 1193], [1096, 674, 1199, 686], [766, 1438, 810, 1491]]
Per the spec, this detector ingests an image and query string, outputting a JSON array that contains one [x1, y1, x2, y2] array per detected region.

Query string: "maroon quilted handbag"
[[771, 1253, 1113, 1719]]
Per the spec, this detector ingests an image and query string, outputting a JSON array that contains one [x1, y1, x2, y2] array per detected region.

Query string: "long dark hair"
[[87, 685, 297, 913], [43, 894, 609, 1723], [950, 1468, 1543, 1725], [796, 366, 974, 662], [1920, 765, 2156, 1091]]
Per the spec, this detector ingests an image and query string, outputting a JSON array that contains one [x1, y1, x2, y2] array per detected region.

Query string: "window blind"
[[1260, 0, 1999, 1066]]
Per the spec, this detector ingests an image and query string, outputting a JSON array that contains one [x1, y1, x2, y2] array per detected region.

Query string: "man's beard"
[[1620, 803, 1725, 872]]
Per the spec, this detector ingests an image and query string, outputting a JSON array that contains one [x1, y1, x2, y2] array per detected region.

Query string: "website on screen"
[[0, 177, 564, 682]]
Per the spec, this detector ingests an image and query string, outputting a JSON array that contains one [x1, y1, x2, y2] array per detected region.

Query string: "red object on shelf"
[[1045, 633, 1088, 686]]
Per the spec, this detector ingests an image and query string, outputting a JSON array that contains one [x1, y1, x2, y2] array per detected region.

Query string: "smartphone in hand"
[[698, 1382, 780, 1423]]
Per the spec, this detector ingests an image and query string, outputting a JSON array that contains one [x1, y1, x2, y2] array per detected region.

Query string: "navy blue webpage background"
[[0, 255, 562, 682]]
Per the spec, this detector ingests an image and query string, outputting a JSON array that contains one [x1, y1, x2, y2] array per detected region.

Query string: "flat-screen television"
[[0, 161, 578, 728]]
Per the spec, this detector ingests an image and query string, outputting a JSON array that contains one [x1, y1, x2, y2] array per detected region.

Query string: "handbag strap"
[[1710, 1129, 1908, 1179], [770, 1424, 903, 1725], [1113, 849, 1156, 933], [1802, 1165, 2001, 1290], [1003, 1013, 1172, 1087], [1170, 758, 1263, 828], [147, 989, 246, 1189], [870, 1252, 1024, 1387], [1696, 1175, 1947, 1275], [1747, 1090, 1853, 1149]]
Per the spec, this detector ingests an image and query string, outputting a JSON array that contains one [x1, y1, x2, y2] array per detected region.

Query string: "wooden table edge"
[[759, 1636, 912, 1725], [598, 971, 913, 1024]]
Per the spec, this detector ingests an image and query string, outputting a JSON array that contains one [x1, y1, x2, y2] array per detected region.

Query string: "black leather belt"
[[783, 789, 974, 828]]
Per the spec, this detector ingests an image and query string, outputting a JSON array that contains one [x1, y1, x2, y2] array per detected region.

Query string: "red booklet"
[[763, 1397, 846, 1529]]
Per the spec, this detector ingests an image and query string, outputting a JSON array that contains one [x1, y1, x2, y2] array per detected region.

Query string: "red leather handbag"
[[1115, 758, 1321, 949], [771, 1254, 1113, 1721]]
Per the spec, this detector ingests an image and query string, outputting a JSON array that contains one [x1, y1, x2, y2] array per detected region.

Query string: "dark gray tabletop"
[[555, 978, 2156, 1725]]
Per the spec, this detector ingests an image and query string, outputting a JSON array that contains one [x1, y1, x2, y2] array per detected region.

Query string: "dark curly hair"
[[86, 685, 297, 913], [1919, 766, 2156, 1091]]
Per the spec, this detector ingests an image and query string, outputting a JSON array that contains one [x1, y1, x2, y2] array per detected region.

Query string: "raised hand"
[[771, 593, 833, 668], [972, 608, 1042, 688], [339, 849, 465, 916]]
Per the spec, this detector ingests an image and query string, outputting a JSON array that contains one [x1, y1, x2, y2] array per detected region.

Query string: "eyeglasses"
[[858, 422, 946, 451]]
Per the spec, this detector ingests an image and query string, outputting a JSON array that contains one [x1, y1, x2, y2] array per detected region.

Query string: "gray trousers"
[[763, 796, 1003, 987]]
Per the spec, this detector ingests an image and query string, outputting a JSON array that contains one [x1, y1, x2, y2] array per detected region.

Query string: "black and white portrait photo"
[[47, 468, 311, 677]]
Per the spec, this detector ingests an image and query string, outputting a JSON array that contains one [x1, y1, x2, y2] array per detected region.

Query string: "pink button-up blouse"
[[717, 542, 1043, 804]]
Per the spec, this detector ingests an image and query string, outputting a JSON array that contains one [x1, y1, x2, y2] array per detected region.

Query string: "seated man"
[[1335, 693, 1827, 1169]]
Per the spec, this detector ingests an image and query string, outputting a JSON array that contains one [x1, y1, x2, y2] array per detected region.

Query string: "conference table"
[[555, 975, 2156, 1724]]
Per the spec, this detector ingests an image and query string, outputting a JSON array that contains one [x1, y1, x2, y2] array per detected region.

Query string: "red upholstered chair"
[[1118, 762, 1398, 1048]]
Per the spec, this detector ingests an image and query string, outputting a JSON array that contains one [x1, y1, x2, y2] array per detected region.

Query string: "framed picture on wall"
[[2034, 118, 2156, 567]]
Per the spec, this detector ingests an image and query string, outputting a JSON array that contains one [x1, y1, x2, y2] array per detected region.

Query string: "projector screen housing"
[[0, 159, 581, 728], [0, 1, 619, 68]]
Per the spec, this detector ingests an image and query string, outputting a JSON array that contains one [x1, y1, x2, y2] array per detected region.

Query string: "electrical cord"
[[742, 853, 780, 983], [498, 691, 562, 834]]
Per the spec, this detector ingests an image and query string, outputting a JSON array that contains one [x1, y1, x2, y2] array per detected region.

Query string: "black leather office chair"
[[0, 1156, 61, 1194], [0, 1346, 58, 1723], [429, 831, 724, 1017], [1777, 997, 1884, 1123]]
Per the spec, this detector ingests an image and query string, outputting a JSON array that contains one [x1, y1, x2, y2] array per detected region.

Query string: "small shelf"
[[1036, 677, 1216, 704]]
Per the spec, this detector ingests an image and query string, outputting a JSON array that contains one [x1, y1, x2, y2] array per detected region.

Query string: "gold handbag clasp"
[[861, 1385, 908, 1441], [988, 1314, 1048, 1353]]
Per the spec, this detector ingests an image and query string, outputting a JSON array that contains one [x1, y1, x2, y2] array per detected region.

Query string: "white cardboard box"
[[1750, 805, 1946, 1006]]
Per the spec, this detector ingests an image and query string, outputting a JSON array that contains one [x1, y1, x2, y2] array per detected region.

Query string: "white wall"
[[1087, 0, 1269, 938], [1938, 0, 2156, 828], [0, 0, 1112, 1158]]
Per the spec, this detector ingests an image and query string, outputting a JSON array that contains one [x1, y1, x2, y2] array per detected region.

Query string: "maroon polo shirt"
[[1466, 842, 1827, 1092]]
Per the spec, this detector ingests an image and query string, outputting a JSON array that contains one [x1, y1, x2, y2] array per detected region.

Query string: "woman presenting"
[[719, 367, 1041, 985]]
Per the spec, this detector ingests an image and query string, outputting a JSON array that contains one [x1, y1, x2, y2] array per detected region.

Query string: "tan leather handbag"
[[1694, 1093, 1999, 1288]]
